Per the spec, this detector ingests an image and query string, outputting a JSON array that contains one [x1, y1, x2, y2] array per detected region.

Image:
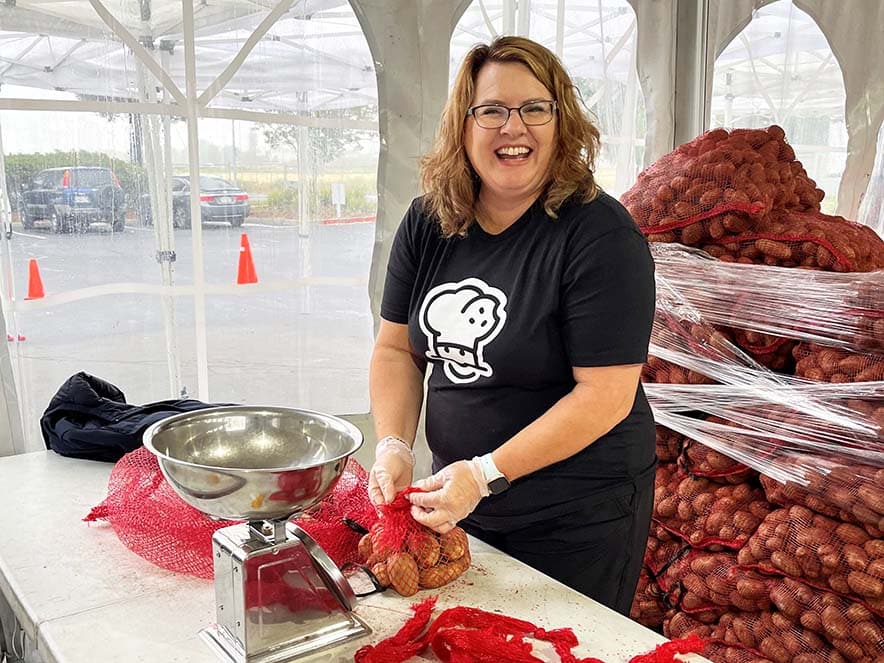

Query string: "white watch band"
[[477, 452, 505, 484]]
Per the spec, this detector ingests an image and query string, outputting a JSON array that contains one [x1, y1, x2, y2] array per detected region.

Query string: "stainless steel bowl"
[[143, 406, 363, 521]]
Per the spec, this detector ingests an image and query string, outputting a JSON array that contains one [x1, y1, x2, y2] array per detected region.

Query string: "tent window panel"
[[858, 123, 884, 236], [451, 0, 646, 197], [710, 0, 847, 214]]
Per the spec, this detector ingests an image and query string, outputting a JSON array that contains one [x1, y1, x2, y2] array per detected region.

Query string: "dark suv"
[[21, 167, 126, 233]]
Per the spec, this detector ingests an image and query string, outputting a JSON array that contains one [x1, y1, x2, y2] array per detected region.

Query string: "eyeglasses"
[[466, 100, 557, 129]]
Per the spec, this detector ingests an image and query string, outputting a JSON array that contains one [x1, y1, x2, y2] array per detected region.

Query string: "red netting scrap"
[[355, 596, 707, 663], [84, 447, 376, 579]]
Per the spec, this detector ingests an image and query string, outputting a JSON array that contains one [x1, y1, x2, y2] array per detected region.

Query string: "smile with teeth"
[[496, 146, 532, 159]]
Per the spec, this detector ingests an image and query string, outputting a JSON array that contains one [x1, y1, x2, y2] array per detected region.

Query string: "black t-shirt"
[[380, 192, 656, 529]]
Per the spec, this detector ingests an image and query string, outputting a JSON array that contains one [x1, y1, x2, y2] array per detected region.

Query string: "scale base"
[[200, 615, 371, 663]]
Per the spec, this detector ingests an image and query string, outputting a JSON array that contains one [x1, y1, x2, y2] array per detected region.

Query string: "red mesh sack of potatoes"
[[738, 506, 884, 617], [793, 343, 884, 383], [644, 521, 690, 575], [630, 567, 671, 630], [659, 551, 772, 616], [621, 125, 822, 242], [679, 430, 757, 485], [725, 331, 797, 374], [654, 463, 770, 550], [666, 610, 850, 663], [760, 459, 884, 538], [643, 355, 715, 386], [358, 488, 471, 597], [701, 209, 884, 272], [768, 575, 884, 662], [655, 425, 687, 462]]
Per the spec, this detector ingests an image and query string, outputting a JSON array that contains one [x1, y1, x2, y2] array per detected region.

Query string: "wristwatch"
[[477, 453, 511, 495]]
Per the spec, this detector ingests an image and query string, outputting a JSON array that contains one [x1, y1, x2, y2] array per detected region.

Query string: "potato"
[[406, 530, 441, 568], [418, 551, 471, 589], [439, 527, 468, 561], [386, 552, 419, 597]]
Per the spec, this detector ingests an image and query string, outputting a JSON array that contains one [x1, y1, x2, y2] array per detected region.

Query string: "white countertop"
[[0, 452, 706, 663]]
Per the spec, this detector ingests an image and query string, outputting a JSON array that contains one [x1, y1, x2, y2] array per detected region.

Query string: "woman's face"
[[464, 61, 557, 208]]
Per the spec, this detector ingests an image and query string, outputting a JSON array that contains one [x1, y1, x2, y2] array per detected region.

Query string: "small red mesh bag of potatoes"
[[654, 463, 770, 550], [738, 505, 884, 617], [358, 488, 471, 597]]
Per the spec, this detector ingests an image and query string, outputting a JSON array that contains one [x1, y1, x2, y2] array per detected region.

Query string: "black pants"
[[461, 478, 655, 616]]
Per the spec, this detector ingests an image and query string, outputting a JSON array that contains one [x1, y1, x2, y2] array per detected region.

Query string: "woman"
[[367, 36, 656, 615]]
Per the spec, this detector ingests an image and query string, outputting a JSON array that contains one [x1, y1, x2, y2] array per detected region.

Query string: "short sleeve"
[[380, 202, 420, 324], [561, 227, 655, 367]]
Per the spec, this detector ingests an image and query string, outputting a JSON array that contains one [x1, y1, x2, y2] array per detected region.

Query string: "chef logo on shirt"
[[419, 278, 508, 384]]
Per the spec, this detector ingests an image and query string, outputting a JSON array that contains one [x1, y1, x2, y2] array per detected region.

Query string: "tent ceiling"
[[0, 0, 377, 113]]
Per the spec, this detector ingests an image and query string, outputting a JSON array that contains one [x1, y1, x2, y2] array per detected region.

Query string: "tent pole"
[[0, 117, 27, 455], [183, 0, 210, 401]]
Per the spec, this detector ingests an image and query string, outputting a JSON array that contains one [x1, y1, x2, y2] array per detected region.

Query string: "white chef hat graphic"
[[418, 278, 508, 384]]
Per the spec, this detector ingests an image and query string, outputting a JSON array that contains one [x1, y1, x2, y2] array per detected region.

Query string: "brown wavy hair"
[[420, 36, 601, 237]]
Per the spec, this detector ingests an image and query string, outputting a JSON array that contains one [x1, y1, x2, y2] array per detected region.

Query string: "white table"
[[0, 452, 706, 663]]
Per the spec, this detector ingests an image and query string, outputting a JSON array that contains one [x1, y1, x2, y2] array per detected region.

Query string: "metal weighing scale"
[[143, 406, 371, 663]]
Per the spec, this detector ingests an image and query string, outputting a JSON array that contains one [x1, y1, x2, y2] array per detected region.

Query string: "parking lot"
[[1, 217, 376, 450]]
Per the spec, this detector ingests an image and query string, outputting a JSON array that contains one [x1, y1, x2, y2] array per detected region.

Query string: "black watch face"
[[488, 476, 510, 495]]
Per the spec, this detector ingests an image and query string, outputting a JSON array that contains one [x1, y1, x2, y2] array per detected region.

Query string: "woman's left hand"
[[407, 459, 489, 534]]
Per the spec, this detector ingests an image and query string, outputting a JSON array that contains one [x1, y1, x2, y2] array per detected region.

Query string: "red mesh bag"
[[725, 331, 797, 373], [644, 521, 690, 575], [644, 355, 715, 386], [653, 463, 770, 550], [769, 576, 884, 662], [655, 425, 687, 462], [760, 458, 884, 536], [621, 126, 822, 243], [84, 446, 227, 578], [793, 343, 884, 383], [700, 209, 884, 273], [659, 551, 772, 616], [357, 488, 471, 596], [737, 506, 884, 617], [85, 447, 376, 578], [679, 431, 757, 485], [630, 568, 671, 630], [666, 610, 849, 663]]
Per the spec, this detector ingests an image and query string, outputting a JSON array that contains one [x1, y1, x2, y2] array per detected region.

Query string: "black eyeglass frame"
[[465, 100, 558, 129]]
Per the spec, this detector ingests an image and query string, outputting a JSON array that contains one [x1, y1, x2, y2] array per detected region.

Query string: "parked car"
[[20, 167, 126, 233], [139, 176, 250, 228]]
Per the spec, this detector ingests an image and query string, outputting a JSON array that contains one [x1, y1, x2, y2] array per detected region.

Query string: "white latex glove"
[[368, 436, 415, 505], [407, 459, 489, 534]]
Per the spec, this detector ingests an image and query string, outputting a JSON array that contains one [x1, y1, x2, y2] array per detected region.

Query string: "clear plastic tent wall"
[[0, 0, 380, 454]]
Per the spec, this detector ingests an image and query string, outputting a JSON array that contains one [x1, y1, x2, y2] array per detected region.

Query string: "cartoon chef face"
[[418, 278, 508, 384]]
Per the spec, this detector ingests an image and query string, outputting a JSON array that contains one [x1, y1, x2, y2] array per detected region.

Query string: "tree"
[[262, 105, 377, 168]]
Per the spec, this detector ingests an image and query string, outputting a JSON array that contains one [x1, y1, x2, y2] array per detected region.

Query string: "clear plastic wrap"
[[651, 243, 884, 353]]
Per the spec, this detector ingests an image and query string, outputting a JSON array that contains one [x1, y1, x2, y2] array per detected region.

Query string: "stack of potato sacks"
[[623, 126, 884, 663]]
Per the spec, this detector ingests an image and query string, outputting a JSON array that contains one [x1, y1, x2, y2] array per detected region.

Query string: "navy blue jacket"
[[41, 372, 223, 462]]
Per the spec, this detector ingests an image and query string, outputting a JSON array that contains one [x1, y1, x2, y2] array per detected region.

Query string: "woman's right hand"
[[368, 436, 415, 505]]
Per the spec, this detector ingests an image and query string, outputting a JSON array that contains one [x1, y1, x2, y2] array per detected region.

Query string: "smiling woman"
[[369, 36, 657, 617]]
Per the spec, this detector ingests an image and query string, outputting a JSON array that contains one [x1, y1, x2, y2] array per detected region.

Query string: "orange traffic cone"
[[236, 233, 258, 285], [24, 258, 45, 300]]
